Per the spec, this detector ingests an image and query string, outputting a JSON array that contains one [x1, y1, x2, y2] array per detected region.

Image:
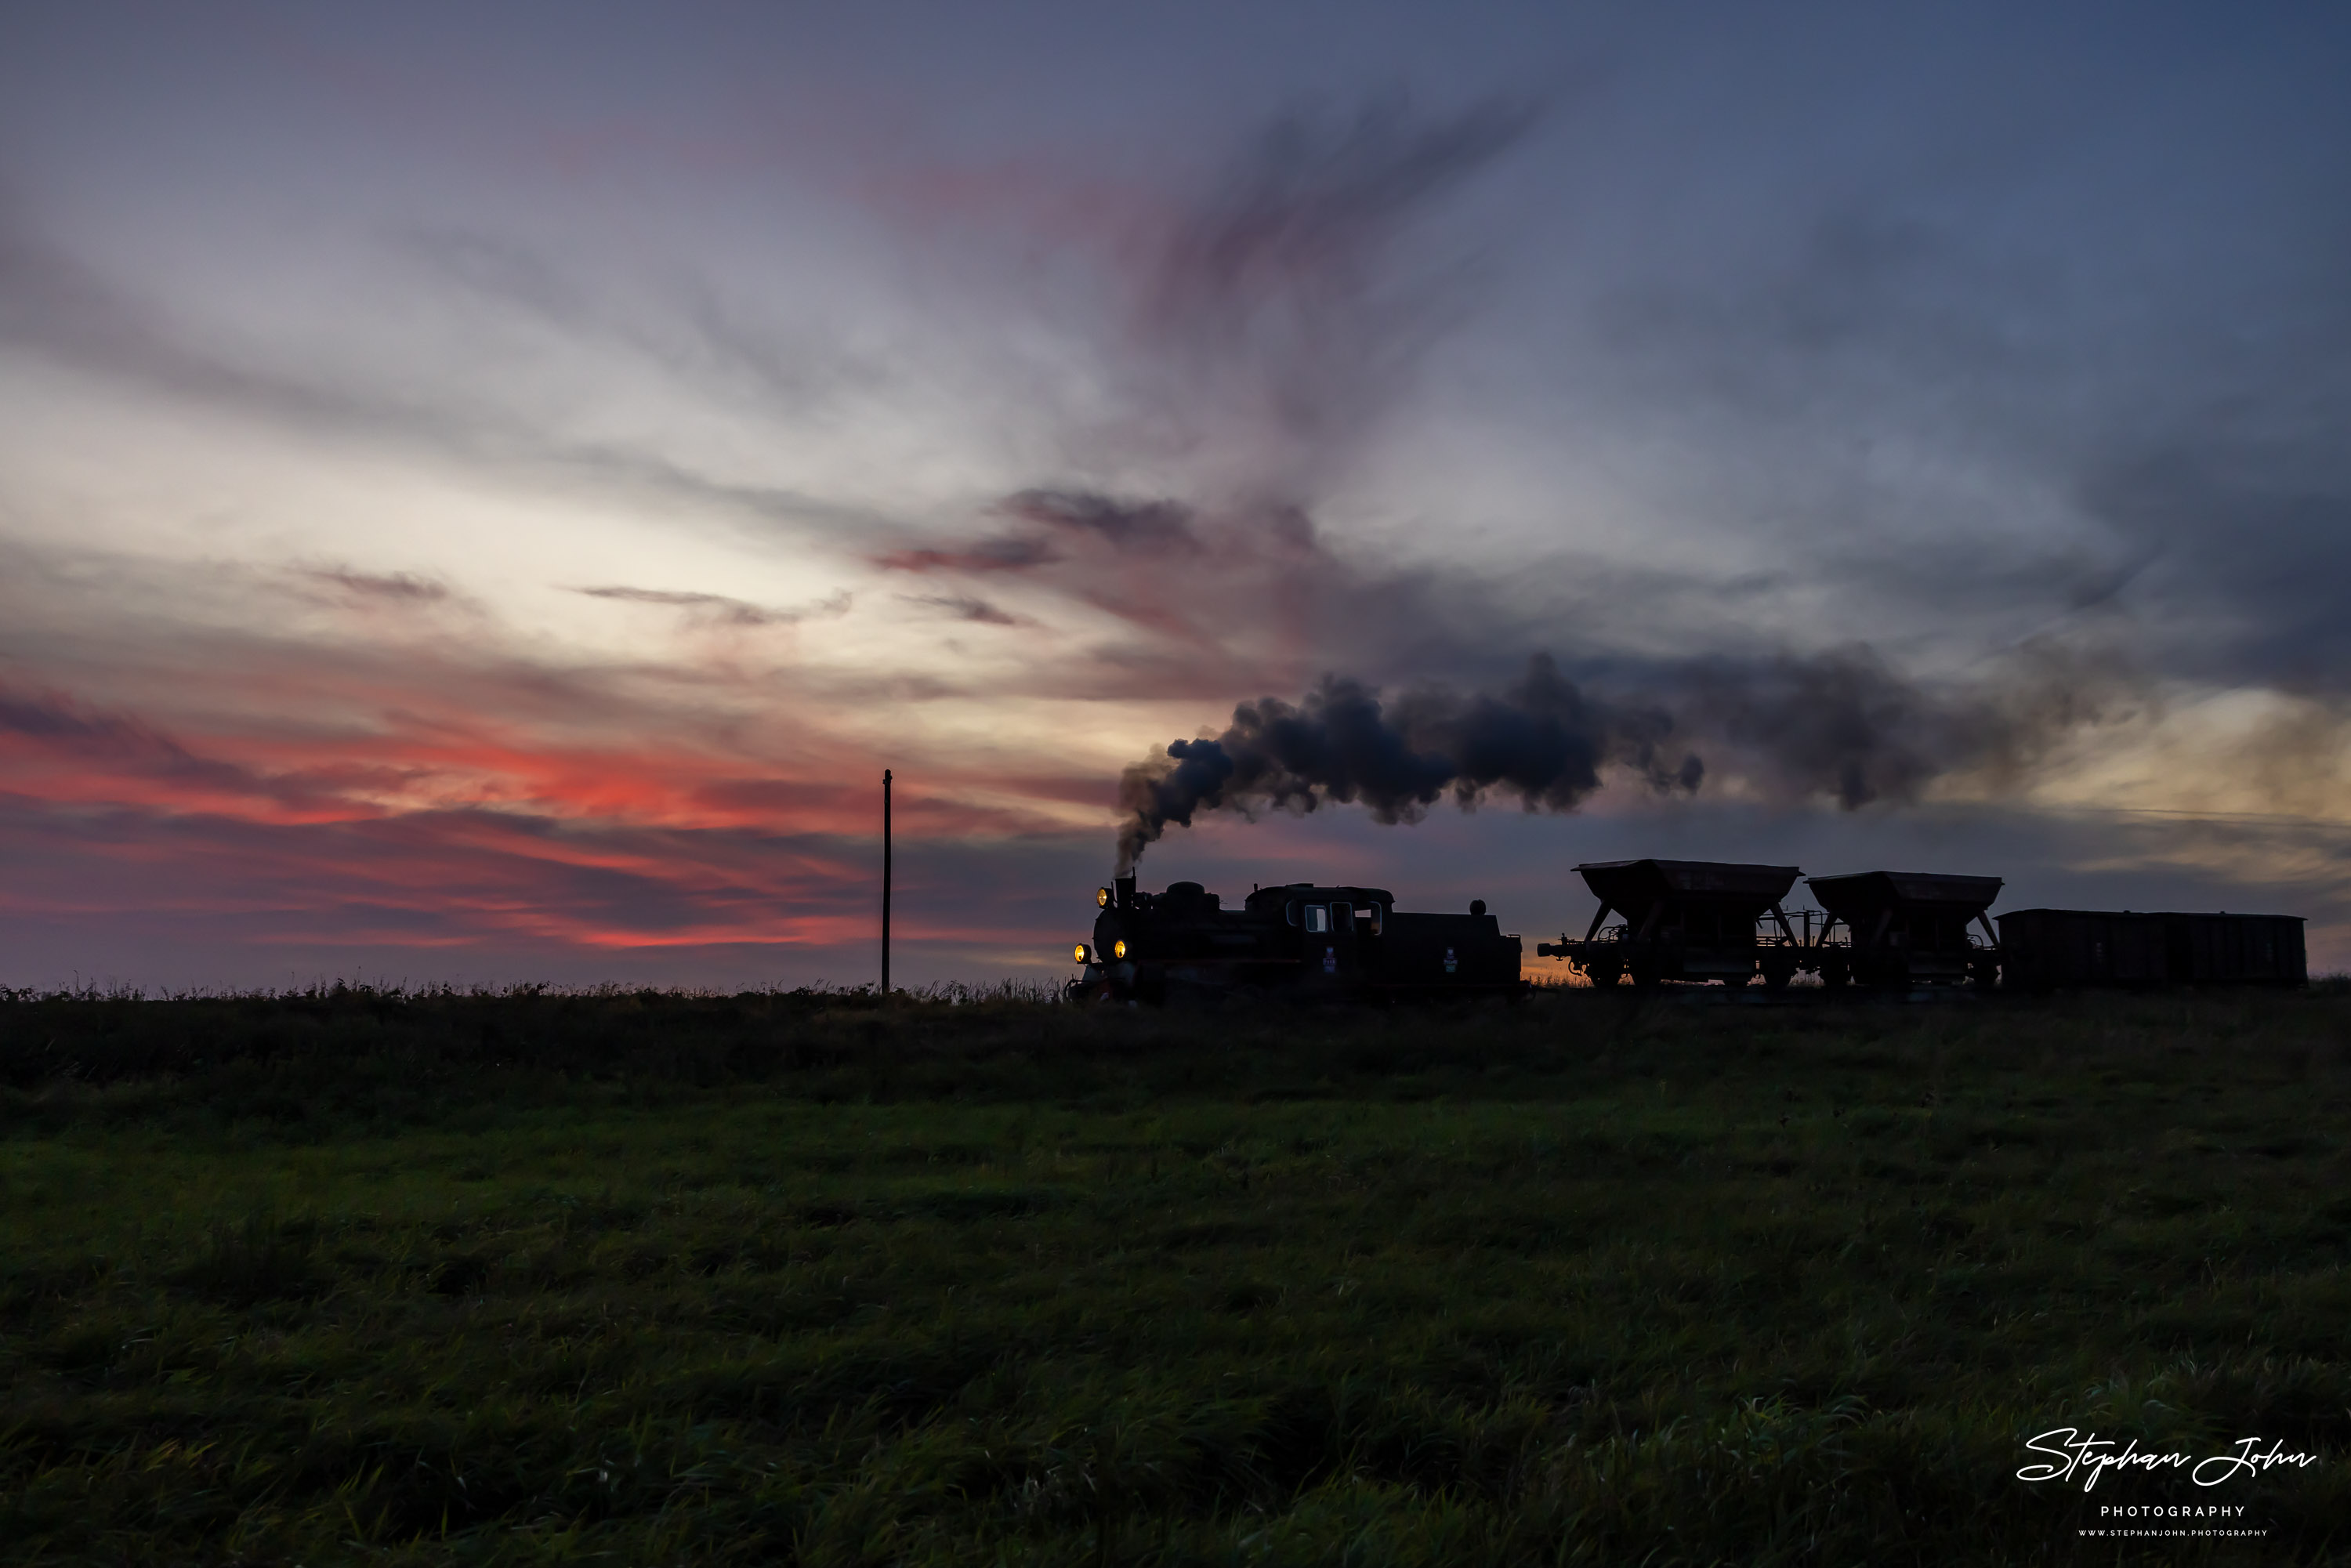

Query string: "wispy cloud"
[[900, 593, 1027, 627], [574, 585, 853, 628], [305, 567, 455, 603]]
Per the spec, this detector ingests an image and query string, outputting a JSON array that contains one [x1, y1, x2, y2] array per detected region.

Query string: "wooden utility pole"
[[881, 769, 893, 994]]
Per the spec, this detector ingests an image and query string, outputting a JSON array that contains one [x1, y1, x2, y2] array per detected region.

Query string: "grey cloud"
[[397, 226, 593, 327], [307, 568, 453, 603], [0, 195, 891, 544], [0, 682, 322, 808], [901, 593, 1027, 627], [400, 220, 886, 419], [875, 534, 1063, 574], [877, 491, 1201, 574], [0, 687, 143, 744], [0, 193, 418, 434], [1112, 93, 1537, 491], [871, 483, 1512, 696], [1568, 171, 2351, 724], [2082, 447, 2351, 693], [575, 585, 853, 628], [1002, 489, 1200, 554]]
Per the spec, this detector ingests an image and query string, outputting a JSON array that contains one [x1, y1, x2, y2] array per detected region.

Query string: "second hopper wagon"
[[1805, 871, 2004, 989]]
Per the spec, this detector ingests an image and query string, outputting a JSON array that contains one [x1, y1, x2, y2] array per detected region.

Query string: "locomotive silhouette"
[[1069, 875, 1522, 1004]]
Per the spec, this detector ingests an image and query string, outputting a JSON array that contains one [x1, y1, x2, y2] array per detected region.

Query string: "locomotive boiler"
[[1070, 875, 1523, 1004]]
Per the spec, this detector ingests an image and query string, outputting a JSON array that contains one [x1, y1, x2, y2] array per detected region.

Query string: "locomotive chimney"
[[1115, 875, 1136, 910]]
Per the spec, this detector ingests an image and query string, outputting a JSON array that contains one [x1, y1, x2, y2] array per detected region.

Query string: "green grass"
[[4, 984, 2350, 1563]]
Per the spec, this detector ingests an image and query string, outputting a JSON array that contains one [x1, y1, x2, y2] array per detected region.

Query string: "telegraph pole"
[[881, 769, 893, 994]]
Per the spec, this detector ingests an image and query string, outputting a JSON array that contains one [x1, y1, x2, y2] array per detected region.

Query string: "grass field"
[[5, 983, 2349, 1563]]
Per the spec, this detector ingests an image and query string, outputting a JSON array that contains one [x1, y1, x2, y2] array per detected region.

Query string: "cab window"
[[1303, 904, 1330, 933], [1360, 905, 1384, 936], [1332, 904, 1354, 932]]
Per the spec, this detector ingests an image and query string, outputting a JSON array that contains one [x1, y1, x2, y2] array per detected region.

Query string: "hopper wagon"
[[1805, 871, 2004, 989], [1535, 860, 1805, 989]]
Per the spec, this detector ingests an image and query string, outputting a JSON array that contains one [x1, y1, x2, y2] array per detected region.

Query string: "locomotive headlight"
[[1096, 886, 1112, 908], [1074, 943, 1091, 965], [1114, 939, 1128, 959]]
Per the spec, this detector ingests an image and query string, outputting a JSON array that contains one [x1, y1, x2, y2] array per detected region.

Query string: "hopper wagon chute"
[[1536, 859, 1804, 990]]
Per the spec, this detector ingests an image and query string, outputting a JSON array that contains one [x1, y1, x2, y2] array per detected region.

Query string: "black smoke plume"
[[1115, 654, 1701, 874], [1683, 641, 2136, 809], [1113, 641, 2140, 872]]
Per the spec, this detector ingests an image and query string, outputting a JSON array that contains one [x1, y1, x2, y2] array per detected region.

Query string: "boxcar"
[[1994, 909, 2168, 990], [2164, 913, 2307, 986]]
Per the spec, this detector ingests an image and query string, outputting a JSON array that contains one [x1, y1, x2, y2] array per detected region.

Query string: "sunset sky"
[[4, 2, 2348, 990]]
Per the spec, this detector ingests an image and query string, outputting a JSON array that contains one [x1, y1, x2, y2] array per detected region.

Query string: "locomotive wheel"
[[1629, 962, 1661, 993], [1586, 958, 1623, 988]]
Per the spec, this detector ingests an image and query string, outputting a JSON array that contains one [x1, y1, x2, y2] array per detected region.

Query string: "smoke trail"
[[1112, 641, 2145, 871], [1683, 641, 2138, 808], [1114, 654, 1701, 873]]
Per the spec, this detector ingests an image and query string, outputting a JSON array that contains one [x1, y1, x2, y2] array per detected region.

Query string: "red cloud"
[[0, 664, 1100, 983]]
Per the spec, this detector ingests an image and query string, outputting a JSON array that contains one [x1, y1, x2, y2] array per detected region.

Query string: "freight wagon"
[[1998, 909, 2306, 990], [1806, 871, 2004, 990], [1534, 860, 1806, 989]]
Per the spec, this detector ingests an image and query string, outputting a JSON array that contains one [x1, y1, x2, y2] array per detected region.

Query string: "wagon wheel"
[[1762, 957, 1795, 993], [1820, 955, 1849, 991]]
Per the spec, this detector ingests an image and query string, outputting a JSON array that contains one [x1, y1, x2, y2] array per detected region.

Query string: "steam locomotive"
[[1068, 875, 1523, 1004]]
